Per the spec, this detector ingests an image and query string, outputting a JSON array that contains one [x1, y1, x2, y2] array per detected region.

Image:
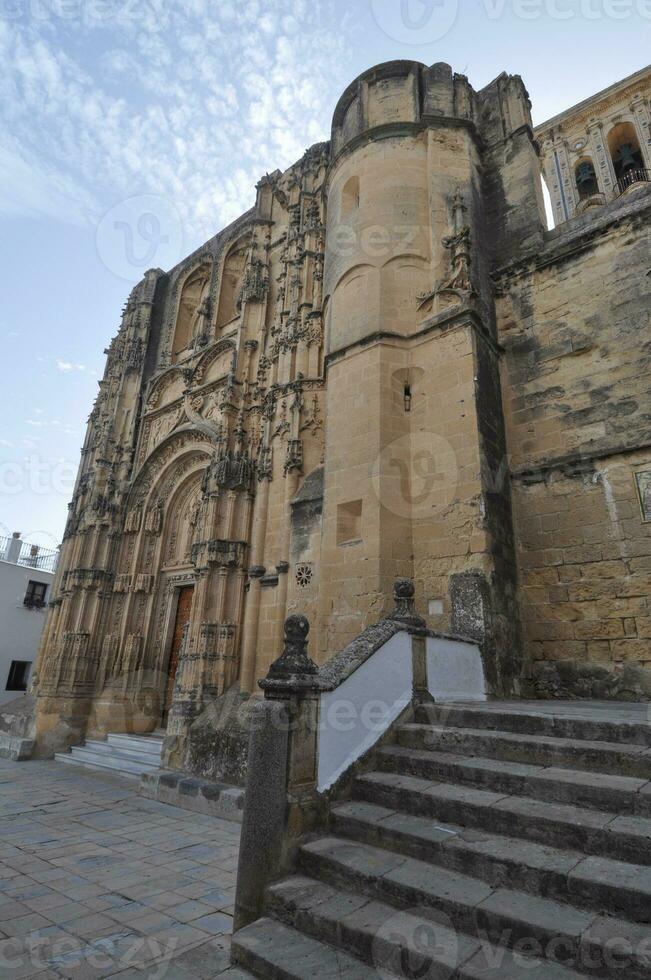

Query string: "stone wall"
[[497, 186, 651, 697]]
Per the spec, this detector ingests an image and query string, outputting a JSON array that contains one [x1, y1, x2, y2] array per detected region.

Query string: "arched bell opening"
[[607, 121, 648, 193], [575, 158, 599, 200]]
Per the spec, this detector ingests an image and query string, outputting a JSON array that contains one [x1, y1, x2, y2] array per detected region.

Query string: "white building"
[[0, 533, 57, 706]]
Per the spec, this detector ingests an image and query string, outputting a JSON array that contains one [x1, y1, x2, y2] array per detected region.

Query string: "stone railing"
[[233, 579, 486, 930]]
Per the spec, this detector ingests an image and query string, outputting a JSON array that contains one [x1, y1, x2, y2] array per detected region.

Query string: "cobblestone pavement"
[[0, 758, 248, 979]]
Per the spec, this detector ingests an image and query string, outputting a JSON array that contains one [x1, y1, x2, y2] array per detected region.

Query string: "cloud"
[[0, 1, 353, 247], [56, 360, 86, 372], [26, 418, 63, 428]]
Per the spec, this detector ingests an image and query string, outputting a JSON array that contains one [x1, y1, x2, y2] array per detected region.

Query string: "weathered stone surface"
[[399, 721, 651, 777], [139, 768, 244, 822], [0, 695, 36, 760], [233, 700, 289, 931], [377, 743, 651, 815], [27, 59, 651, 804], [232, 916, 379, 978], [231, 699, 651, 978]]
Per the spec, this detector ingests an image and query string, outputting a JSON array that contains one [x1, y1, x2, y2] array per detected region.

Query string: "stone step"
[[417, 703, 651, 747], [378, 744, 651, 815], [84, 739, 164, 764], [55, 747, 160, 779], [54, 751, 141, 780], [290, 850, 617, 979], [106, 733, 164, 756], [233, 912, 585, 980], [232, 916, 379, 979], [354, 770, 651, 867], [398, 722, 651, 778], [266, 875, 480, 976], [331, 800, 651, 921]]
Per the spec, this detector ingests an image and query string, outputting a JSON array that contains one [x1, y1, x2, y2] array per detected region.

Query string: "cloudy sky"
[[0, 0, 649, 548]]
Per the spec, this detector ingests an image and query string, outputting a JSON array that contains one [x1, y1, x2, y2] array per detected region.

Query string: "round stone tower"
[[317, 60, 544, 693]]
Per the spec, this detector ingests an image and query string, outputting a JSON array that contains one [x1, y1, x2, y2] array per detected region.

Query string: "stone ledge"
[[0, 734, 35, 761], [139, 769, 244, 823]]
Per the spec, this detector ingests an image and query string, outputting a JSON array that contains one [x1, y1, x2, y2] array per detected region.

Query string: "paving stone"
[[6, 912, 52, 937], [170, 899, 218, 923], [0, 758, 241, 976], [64, 913, 122, 939], [191, 912, 233, 934]]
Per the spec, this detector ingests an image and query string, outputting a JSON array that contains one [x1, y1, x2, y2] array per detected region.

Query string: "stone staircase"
[[233, 701, 651, 978], [55, 732, 164, 780]]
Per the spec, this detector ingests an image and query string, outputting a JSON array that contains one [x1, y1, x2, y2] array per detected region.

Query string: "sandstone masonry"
[[19, 59, 651, 779]]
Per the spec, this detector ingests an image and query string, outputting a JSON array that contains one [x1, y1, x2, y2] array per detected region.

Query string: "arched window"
[[575, 159, 599, 200], [172, 265, 210, 363], [341, 176, 360, 219], [216, 239, 248, 329], [607, 122, 644, 181]]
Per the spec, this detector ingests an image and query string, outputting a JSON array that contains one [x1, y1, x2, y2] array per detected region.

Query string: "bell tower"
[[317, 61, 545, 694]]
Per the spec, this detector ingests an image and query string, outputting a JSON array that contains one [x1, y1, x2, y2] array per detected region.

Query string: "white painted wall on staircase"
[[426, 636, 487, 702], [317, 631, 412, 792]]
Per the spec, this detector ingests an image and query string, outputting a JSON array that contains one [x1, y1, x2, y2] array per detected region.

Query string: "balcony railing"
[[617, 168, 651, 195], [0, 535, 59, 573]]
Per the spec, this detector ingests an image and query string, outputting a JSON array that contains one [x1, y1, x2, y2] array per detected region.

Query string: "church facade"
[[27, 60, 651, 783]]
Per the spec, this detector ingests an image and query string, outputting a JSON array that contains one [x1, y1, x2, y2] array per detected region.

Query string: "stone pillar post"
[[234, 614, 321, 931], [387, 579, 432, 707], [587, 122, 616, 198], [4, 533, 22, 564], [239, 566, 265, 694]]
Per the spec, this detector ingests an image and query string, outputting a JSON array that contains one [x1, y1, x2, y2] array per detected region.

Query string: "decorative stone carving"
[[114, 574, 131, 593], [125, 508, 142, 533], [203, 450, 255, 493], [145, 505, 163, 535], [239, 258, 268, 305], [284, 438, 303, 474], [134, 574, 155, 593], [192, 539, 247, 569], [62, 568, 111, 592], [295, 563, 313, 588], [418, 188, 474, 309]]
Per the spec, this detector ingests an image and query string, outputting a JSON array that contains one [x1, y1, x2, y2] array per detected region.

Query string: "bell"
[[576, 162, 598, 196], [616, 143, 638, 172]]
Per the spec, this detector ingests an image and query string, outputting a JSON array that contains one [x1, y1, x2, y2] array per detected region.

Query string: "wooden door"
[[164, 585, 194, 721]]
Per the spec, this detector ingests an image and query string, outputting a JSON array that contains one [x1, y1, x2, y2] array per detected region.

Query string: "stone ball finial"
[[394, 579, 415, 601], [261, 614, 319, 694], [284, 614, 310, 644], [390, 578, 426, 628]]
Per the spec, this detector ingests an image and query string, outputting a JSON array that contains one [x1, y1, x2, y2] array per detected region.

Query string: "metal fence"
[[617, 168, 650, 195], [0, 535, 59, 573]]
